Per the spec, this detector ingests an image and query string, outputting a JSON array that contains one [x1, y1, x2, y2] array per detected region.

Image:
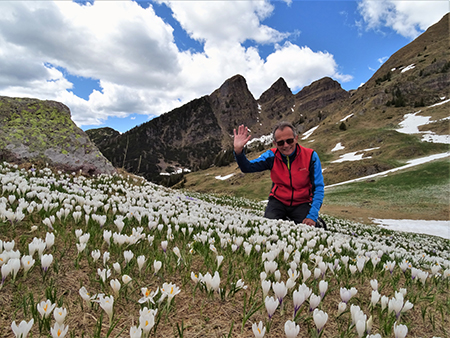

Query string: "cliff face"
[[0, 96, 115, 175]]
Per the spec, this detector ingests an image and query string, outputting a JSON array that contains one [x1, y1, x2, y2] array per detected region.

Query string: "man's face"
[[273, 127, 298, 156]]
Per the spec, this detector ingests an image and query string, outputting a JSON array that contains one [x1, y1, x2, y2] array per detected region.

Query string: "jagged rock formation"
[[0, 96, 116, 175]]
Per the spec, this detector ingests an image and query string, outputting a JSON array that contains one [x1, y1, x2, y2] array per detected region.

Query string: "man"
[[233, 121, 325, 226]]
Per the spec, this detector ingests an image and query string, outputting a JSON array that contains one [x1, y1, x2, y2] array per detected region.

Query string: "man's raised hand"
[[233, 124, 251, 155]]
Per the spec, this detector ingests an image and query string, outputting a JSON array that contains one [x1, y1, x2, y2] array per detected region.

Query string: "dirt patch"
[[321, 204, 448, 224]]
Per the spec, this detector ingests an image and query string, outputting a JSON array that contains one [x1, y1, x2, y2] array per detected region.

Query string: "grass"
[[323, 159, 450, 220]]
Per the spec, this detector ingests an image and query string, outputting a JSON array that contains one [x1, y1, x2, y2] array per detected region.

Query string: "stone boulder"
[[0, 96, 116, 175]]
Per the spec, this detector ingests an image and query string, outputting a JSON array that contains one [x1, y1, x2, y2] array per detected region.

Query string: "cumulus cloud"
[[0, 0, 359, 129], [357, 0, 449, 39]]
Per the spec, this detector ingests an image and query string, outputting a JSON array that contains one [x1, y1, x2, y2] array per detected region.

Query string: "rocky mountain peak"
[[209, 74, 259, 137], [294, 77, 348, 113], [259, 77, 292, 104]]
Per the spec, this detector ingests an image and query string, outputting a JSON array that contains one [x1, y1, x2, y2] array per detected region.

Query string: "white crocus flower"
[[393, 322, 408, 338], [252, 321, 266, 338], [161, 282, 181, 304], [41, 254, 53, 272], [123, 250, 134, 264], [272, 281, 287, 305], [292, 290, 305, 315], [122, 274, 132, 285], [130, 326, 141, 338], [113, 262, 121, 274], [50, 322, 69, 338], [261, 279, 271, 298], [37, 299, 56, 318], [11, 319, 34, 338], [97, 268, 111, 283], [137, 255, 147, 272], [337, 302, 347, 315], [21, 255, 35, 275], [284, 320, 300, 338], [91, 250, 101, 262], [318, 280, 328, 298], [110, 279, 121, 296], [264, 296, 279, 319], [216, 255, 223, 268], [103, 251, 110, 266], [45, 232, 55, 250], [97, 295, 114, 322], [153, 260, 162, 274], [138, 287, 159, 304], [53, 307, 67, 325], [161, 241, 168, 253], [313, 308, 328, 333], [371, 290, 381, 307], [309, 293, 321, 311]]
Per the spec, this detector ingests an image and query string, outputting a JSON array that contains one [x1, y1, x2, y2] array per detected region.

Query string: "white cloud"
[[0, 0, 351, 129], [357, 0, 449, 39], [160, 0, 287, 45], [378, 56, 389, 64]]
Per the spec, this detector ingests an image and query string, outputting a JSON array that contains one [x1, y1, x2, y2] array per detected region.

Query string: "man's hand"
[[233, 124, 251, 155], [302, 218, 316, 226]]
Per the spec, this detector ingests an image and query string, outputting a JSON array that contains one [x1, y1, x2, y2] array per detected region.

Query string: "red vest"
[[270, 145, 314, 206]]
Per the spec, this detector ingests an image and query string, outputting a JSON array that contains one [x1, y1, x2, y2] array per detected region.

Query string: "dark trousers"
[[264, 196, 311, 224]]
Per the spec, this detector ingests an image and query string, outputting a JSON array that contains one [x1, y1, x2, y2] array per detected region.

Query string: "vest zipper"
[[287, 155, 294, 206]]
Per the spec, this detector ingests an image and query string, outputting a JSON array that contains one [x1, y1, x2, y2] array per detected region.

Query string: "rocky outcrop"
[[0, 96, 116, 175], [258, 77, 295, 121], [209, 74, 259, 140], [295, 77, 349, 112], [85, 127, 120, 149]]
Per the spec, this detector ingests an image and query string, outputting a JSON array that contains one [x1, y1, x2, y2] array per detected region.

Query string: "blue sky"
[[0, 1, 448, 133]]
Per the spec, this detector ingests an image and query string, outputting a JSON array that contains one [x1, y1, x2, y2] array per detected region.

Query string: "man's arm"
[[234, 149, 274, 173], [305, 152, 325, 223]]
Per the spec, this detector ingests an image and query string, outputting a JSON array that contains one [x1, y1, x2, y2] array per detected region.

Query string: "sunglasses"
[[275, 138, 295, 146]]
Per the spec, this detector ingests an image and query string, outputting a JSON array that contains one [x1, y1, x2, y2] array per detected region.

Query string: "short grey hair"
[[272, 121, 297, 141]]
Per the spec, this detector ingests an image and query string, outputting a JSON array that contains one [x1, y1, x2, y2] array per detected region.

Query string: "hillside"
[[87, 13, 449, 188]]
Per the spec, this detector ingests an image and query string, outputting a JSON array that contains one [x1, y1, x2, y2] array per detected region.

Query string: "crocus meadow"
[[0, 162, 449, 337]]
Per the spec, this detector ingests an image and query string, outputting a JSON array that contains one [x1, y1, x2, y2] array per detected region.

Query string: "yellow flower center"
[[145, 289, 150, 297], [44, 304, 48, 311], [58, 329, 62, 336]]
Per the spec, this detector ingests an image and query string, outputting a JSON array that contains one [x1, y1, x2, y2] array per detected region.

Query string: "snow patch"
[[398, 110, 450, 144], [160, 168, 191, 176], [247, 133, 273, 146], [331, 142, 345, 152], [215, 173, 234, 180], [301, 125, 319, 140], [371, 219, 450, 240], [340, 113, 353, 122], [331, 147, 379, 163], [428, 98, 450, 108], [401, 64, 415, 73]]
